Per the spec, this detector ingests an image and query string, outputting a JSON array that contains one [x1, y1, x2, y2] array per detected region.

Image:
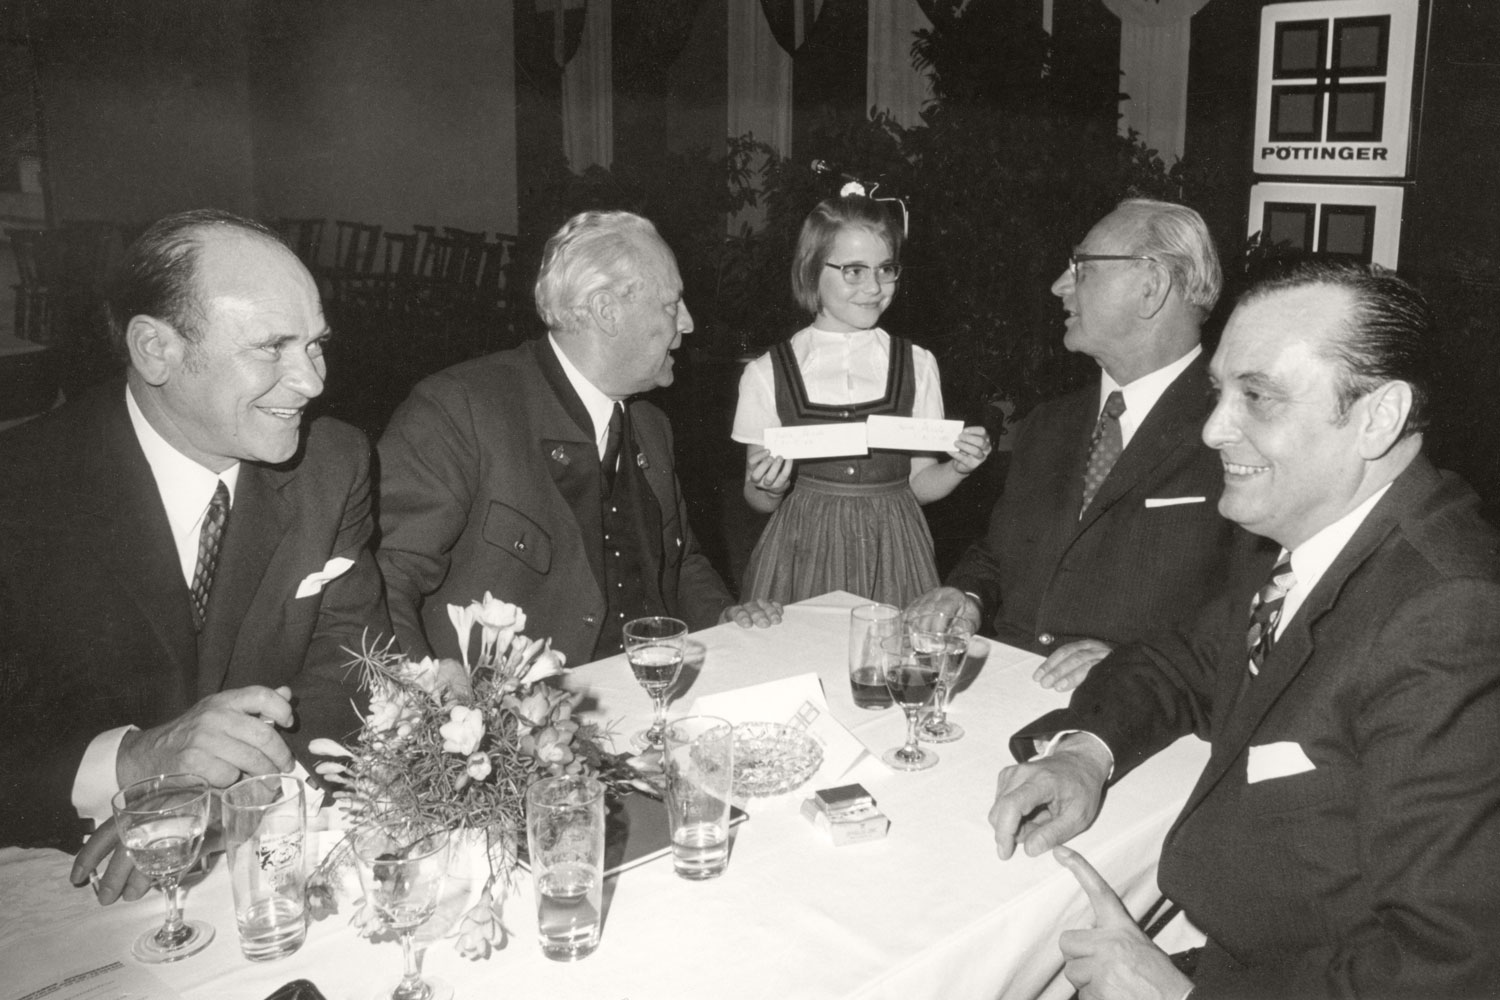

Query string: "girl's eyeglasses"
[[826, 262, 902, 286]]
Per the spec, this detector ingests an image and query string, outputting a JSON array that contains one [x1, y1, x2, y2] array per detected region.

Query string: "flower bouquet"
[[307, 593, 632, 959]]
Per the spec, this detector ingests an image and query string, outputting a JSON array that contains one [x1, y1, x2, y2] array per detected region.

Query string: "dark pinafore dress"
[[740, 336, 939, 607]]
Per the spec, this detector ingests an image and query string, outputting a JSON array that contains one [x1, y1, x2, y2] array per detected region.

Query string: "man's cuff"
[[71, 725, 136, 834], [1035, 729, 1116, 781]]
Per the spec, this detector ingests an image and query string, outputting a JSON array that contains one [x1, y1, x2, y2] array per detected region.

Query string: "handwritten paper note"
[[865, 416, 964, 453], [763, 423, 870, 460]]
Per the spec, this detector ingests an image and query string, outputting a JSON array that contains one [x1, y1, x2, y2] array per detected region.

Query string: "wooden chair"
[[272, 218, 325, 269], [7, 228, 62, 345], [328, 221, 383, 309]]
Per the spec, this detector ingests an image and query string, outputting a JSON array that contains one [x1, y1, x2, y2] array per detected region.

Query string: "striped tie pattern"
[[1080, 391, 1126, 515], [1246, 553, 1295, 676], [189, 480, 230, 631]]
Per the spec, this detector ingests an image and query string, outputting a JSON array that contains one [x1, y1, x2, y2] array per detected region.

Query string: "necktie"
[[1080, 391, 1126, 515], [189, 480, 230, 631], [1246, 553, 1296, 676], [601, 402, 625, 495]]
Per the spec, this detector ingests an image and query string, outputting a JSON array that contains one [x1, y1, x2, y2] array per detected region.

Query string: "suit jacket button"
[[1037, 632, 1055, 646], [845, 465, 856, 476], [583, 614, 597, 625], [514, 540, 527, 552]]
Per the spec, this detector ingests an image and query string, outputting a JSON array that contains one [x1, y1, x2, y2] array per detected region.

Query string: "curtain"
[[728, 0, 793, 231], [868, 0, 933, 127], [561, 0, 613, 171], [1100, 0, 1212, 164]]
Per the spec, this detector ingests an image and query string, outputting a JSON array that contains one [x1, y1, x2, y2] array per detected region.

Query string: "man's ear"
[[125, 315, 184, 386], [1136, 262, 1173, 320], [1357, 380, 1414, 459], [588, 288, 621, 338]]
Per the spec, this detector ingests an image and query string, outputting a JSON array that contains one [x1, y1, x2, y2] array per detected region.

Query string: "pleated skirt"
[[741, 475, 939, 608]]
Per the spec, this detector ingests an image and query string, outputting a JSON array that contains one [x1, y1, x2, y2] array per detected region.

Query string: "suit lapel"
[[196, 462, 291, 695], [1075, 357, 1209, 534], [1178, 459, 1439, 818], [93, 389, 199, 685]]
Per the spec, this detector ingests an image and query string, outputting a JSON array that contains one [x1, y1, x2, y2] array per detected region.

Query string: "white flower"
[[519, 646, 566, 685], [308, 738, 353, 759], [367, 685, 417, 733], [466, 751, 492, 782], [401, 656, 472, 705], [440, 705, 485, 756], [447, 603, 478, 670], [470, 592, 526, 663], [452, 890, 504, 959]]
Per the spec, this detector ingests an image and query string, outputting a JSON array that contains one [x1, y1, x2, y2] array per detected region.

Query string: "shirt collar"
[[1100, 344, 1201, 448], [126, 383, 239, 530], [548, 334, 618, 455], [1285, 482, 1393, 601]]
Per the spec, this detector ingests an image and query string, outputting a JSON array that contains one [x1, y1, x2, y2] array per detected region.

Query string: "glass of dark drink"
[[878, 633, 940, 771], [848, 603, 901, 710]]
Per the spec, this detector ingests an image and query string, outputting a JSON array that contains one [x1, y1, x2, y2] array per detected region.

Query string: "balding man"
[[909, 199, 1266, 688], [0, 210, 390, 871], [377, 210, 777, 669]]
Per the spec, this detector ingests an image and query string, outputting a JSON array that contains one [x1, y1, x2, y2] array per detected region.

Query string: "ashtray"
[[731, 722, 823, 797]]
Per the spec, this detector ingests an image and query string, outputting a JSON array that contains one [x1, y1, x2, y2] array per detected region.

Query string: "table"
[[0, 592, 1209, 1000]]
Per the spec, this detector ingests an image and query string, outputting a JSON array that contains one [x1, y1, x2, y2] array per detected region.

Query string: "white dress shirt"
[[730, 326, 945, 445], [549, 334, 618, 460], [1098, 344, 1201, 450], [1274, 482, 1392, 639]]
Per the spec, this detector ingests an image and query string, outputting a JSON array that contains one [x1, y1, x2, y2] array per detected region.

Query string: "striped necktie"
[[189, 480, 230, 631], [1246, 553, 1295, 677]]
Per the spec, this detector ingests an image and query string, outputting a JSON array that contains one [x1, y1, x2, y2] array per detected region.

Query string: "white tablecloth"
[[0, 592, 1209, 1000]]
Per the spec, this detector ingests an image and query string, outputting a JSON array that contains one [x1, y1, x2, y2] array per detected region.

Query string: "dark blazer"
[[1016, 457, 1500, 997], [376, 337, 732, 667], [947, 354, 1268, 653], [0, 381, 391, 850]]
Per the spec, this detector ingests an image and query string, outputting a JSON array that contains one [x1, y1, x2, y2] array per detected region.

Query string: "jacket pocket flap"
[[483, 502, 552, 574]]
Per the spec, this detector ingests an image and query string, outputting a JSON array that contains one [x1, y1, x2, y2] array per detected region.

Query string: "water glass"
[[353, 822, 451, 1000], [625, 616, 689, 750], [526, 775, 606, 961], [223, 773, 308, 961], [662, 715, 735, 880], [848, 603, 900, 710], [111, 773, 215, 963]]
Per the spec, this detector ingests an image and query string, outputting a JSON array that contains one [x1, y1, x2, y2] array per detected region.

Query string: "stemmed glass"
[[879, 633, 941, 771], [907, 612, 974, 743], [353, 823, 452, 1000], [111, 773, 216, 963], [625, 616, 688, 751]]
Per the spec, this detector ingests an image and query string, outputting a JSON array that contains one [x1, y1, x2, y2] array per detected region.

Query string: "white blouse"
[[731, 327, 945, 445]]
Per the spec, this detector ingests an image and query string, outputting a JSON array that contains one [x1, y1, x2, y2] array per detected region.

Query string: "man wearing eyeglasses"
[[908, 199, 1267, 687]]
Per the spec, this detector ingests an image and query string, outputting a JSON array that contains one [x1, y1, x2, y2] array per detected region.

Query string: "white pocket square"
[[1144, 496, 1206, 508], [1247, 741, 1316, 784], [295, 557, 355, 599]]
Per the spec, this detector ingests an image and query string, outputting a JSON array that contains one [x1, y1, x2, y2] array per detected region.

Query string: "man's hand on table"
[[1034, 639, 1114, 692], [904, 586, 982, 635], [1054, 846, 1194, 1000], [116, 685, 296, 790], [989, 735, 1110, 859], [73, 685, 296, 904], [721, 599, 783, 628]]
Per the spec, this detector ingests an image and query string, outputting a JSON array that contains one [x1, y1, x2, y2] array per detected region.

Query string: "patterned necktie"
[[1080, 390, 1126, 515], [1246, 553, 1296, 676], [189, 480, 230, 631], [601, 402, 624, 495]]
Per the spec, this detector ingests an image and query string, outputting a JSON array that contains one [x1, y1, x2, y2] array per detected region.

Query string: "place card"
[[763, 423, 869, 460], [865, 415, 964, 453]]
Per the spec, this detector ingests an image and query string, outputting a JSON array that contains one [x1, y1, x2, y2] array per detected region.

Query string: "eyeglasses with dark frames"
[[1068, 253, 1159, 280], [825, 261, 902, 286]]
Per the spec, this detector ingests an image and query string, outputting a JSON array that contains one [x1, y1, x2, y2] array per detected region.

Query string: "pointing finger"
[[1054, 845, 1134, 927]]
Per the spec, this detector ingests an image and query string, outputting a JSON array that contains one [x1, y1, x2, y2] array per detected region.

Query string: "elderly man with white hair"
[[377, 210, 779, 668]]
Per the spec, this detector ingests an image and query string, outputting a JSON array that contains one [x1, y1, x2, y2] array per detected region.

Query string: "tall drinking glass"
[[625, 616, 688, 751], [526, 775, 606, 961], [848, 603, 900, 710], [879, 633, 940, 771], [110, 774, 215, 963], [223, 773, 308, 960], [353, 823, 452, 1000], [907, 612, 974, 743]]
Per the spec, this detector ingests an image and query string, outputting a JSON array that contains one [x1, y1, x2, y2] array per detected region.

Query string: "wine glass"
[[907, 613, 973, 743], [110, 773, 216, 963], [879, 633, 941, 771], [624, 616, 688, 751], [353, 822, 452, 1000]]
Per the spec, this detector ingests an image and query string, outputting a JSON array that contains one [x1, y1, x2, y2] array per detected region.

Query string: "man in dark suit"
[[377, 210, 777, 668], [991, 259, 1500, 997], [0, 210, 390, 886], [908, 200, 1264, 689]]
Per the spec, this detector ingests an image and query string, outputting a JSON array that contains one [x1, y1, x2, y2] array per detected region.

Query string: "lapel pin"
[[636, 452, 649, 470], [550, 446, 570, 466]]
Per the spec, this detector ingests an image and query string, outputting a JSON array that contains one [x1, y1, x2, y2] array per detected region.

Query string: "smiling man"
[[991, 258, 1500, 998], [376, 210, 779, 668], [0, 210, 391, 868], [908, 199, 1261, 685]]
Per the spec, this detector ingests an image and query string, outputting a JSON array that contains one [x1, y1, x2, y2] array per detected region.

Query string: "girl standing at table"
[[731, 193, 991, 607]]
